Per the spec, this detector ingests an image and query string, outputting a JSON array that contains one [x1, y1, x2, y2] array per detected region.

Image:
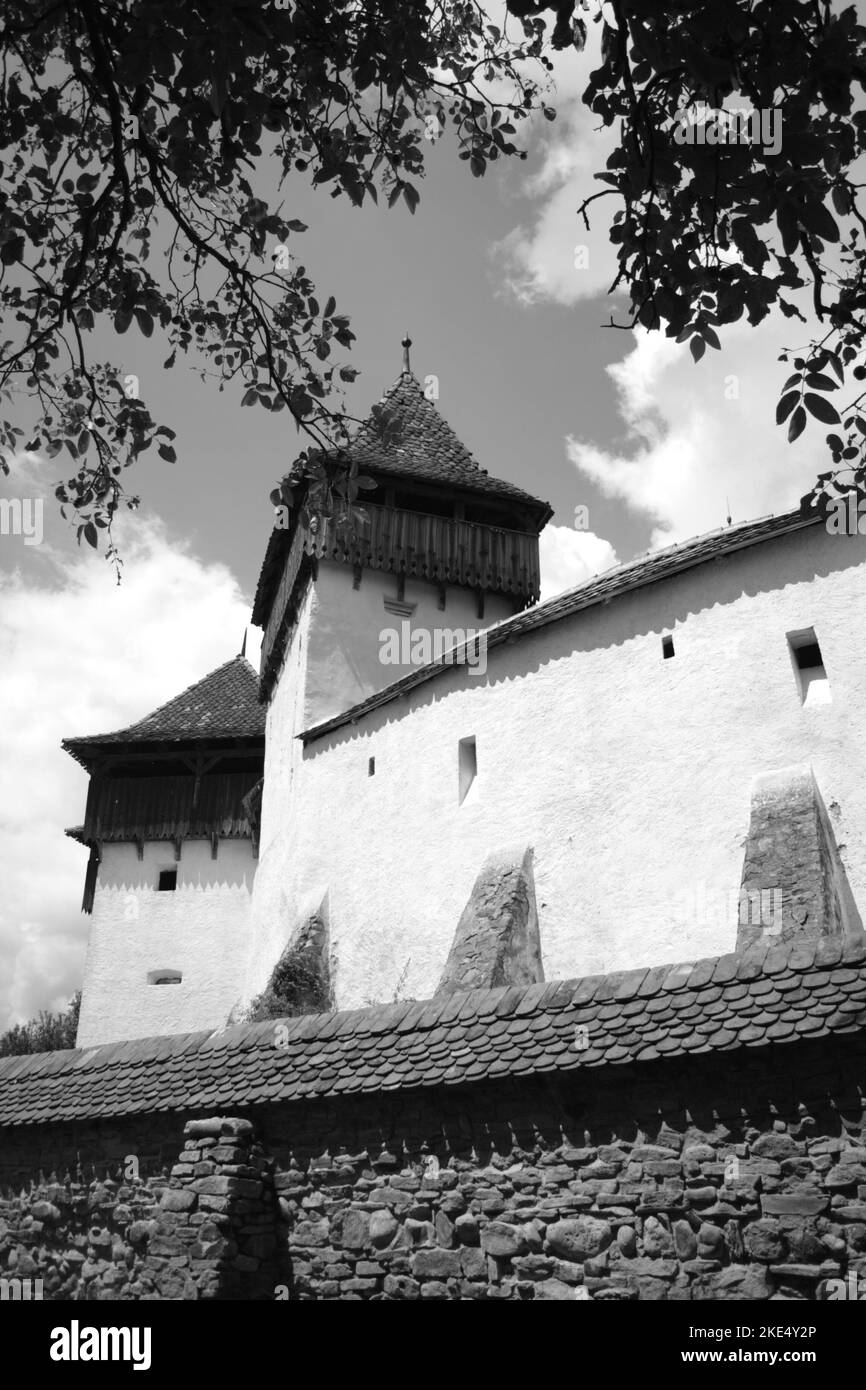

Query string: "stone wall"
[[0, 1116, 284, 1300], [4, 1032, 866, 1299], [254, 1036, 866, 1301]]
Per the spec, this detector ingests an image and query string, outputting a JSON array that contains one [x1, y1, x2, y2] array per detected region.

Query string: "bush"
[[0, 990, 81, 1057]]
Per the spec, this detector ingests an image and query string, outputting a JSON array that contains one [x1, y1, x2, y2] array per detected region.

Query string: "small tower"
[[63, 655, 265, 1046], [254, 340, 552, 721], [244, 344, 552, 1006]]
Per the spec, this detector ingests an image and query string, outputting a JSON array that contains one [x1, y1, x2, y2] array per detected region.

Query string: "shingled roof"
[[2, 936, 864, 1127], [63, 656, 265, 768], [253, 370, 551, 628], [328, 370, 549, 513], [300, 506, 825, 743]]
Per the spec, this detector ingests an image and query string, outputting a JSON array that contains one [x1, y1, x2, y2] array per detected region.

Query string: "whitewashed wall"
[[302, 562, 517, 728], [244, 561, 519, 1003], [77, 839, 255, 1046], [246, 524, 866, 1011]]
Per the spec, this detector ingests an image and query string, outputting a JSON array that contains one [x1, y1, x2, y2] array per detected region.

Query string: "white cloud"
[[540, 522, 618, 600], [491, 28, 621, 306], [0, 500, 259, 1036], [566, 313, 829, 546], [493, 34, 843, 548]]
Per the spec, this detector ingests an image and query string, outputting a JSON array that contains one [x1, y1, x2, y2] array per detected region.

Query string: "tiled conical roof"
[[63, 656, 264, 766], [295, 370, 549, 515]]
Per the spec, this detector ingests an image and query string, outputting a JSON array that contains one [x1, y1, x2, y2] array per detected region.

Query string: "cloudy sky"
[[0, 21, 834, 1031]]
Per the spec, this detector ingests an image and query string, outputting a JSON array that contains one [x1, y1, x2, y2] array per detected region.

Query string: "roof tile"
[[64, 656, 264, 761], [3, 937, 866, 1126]]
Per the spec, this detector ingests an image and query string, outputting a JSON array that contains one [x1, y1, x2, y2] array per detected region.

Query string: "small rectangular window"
[[662, 634, 675, 659], [158, 869, 177, 892], [788, 628, 830, 706], [148, 969, 182, 985], [368, 756, 375, 777], [458, 736, 477, 805]]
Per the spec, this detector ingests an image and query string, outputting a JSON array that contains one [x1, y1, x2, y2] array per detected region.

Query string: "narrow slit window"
[[158, 869, 177, 892], [662, 634, 675, 659], [458, 736, 477, 805], [148, 969, 182, 986], [788, 628, 830, 706], [368, 756, 375, 777]]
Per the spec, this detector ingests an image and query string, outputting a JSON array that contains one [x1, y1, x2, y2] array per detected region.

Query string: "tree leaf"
[[804, 392, 841, 424], [804, 372, 838, 392], [788, 405, 807, 442], [114, 308, 133, 335], [689, 335, 705, 363], [776, 390, 799, 424]]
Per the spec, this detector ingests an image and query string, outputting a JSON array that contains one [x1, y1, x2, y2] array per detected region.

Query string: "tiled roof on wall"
[[300, 507, 826, 744], [1, 937, 864, 1127], [63, 657, 265, 767]]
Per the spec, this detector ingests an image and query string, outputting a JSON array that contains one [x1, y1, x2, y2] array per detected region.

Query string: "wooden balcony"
[[259, 503, 540, 693], [80, 771, 262, 845]]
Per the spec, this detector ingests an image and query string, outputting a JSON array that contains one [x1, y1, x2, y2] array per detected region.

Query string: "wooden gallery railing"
[[260, 503, 540, 685]]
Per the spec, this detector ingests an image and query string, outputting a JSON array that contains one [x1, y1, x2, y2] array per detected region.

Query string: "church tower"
[[245, 343, 551, 1005], [64, 655, 265, 1046], [253, 340, 552, 722]]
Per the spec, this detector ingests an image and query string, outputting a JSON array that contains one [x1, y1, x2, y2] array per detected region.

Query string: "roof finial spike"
[[725, 496, 732, 527], [240, 628, 247, 658], [401, 333, 412, 375]]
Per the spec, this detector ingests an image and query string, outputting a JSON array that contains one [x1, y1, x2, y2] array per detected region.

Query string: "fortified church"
[[64, 344, 866, 1048]]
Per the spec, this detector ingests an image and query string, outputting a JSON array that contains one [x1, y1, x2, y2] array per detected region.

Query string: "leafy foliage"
[[519, 0, 866, 511], [0, 0, 549, 567], [0, 991, 81, 1056], [5, 0, 866, 549]]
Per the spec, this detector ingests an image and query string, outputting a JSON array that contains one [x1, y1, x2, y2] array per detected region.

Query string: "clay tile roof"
[[331, 371, 548, 513], [1, 937, 865, 1126], [252, 372, 551, 628], [63, 655, 264, 767]]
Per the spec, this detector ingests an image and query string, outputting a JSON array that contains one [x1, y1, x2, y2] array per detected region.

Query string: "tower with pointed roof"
[[253, 341, 551, 718], [244, 345, 552, 1005], [64, 655, 265, 1046]]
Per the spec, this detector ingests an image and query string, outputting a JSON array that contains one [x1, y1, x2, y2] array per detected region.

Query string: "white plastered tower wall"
[[66, 654, 266, 1047], [246, 520, 866, 1011], [76, 839, 256, 1046], [302, 560, 516, 729], [243, 358, 547, 1009], [242, 560, 518, 1006]]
